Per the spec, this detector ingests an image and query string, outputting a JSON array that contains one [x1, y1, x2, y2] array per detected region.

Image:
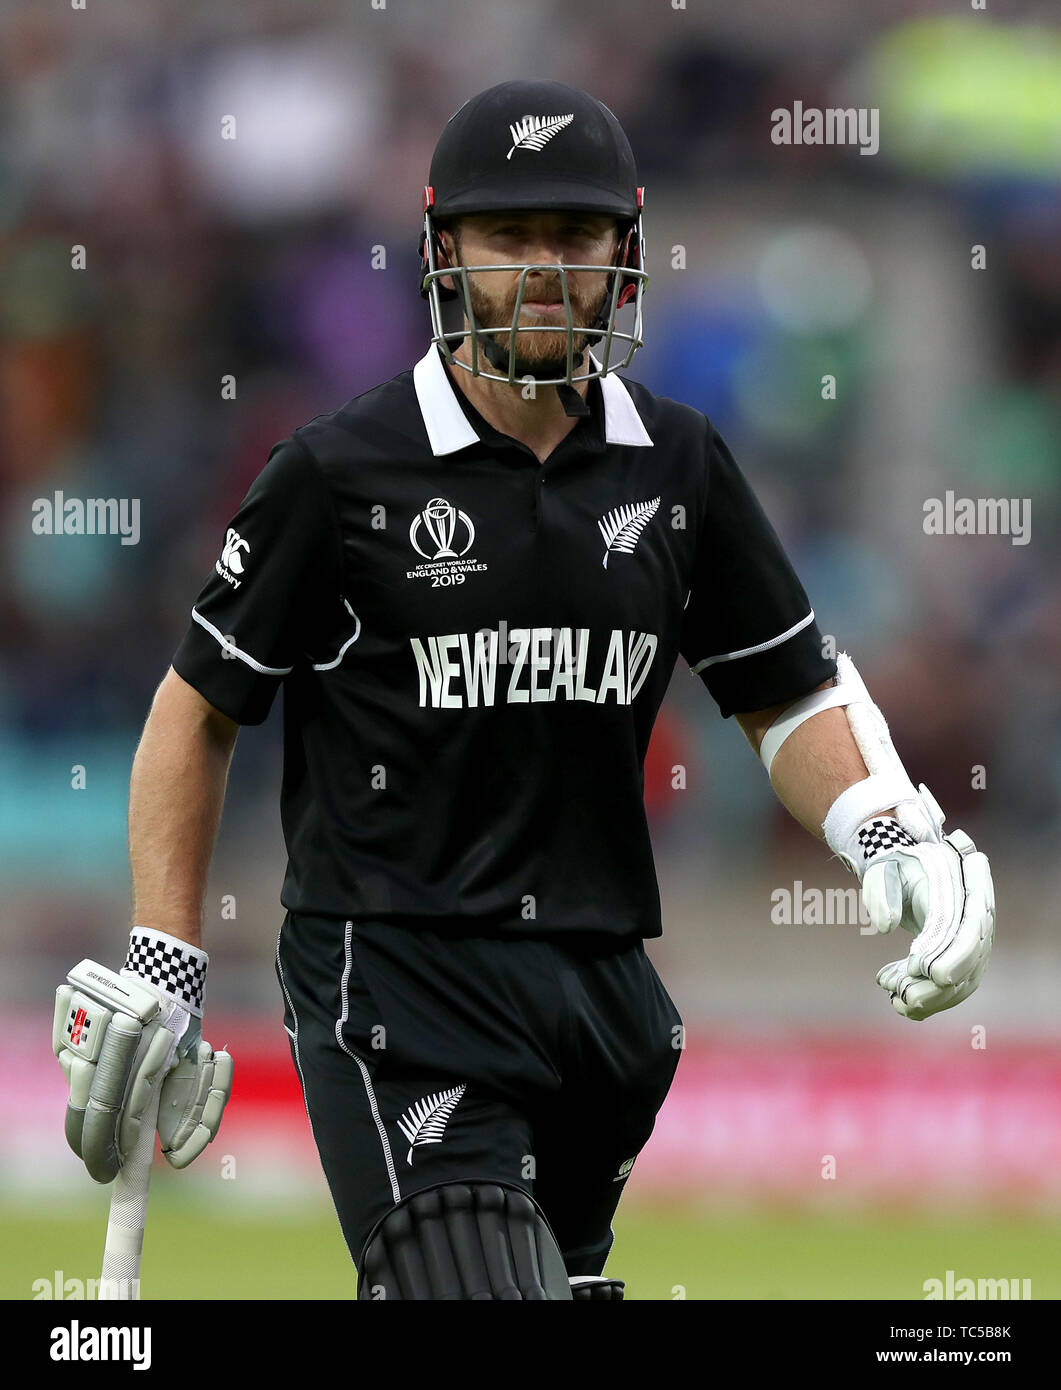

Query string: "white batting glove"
[[856, 821, 996, 1020], [53, 928, 232, 1181]]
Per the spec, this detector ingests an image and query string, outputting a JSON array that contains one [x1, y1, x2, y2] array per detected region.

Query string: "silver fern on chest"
[[598, 496, 661, 568]]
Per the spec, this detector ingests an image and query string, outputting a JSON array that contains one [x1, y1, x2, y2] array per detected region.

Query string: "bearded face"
[[462, 266, 613, 376], [443, 212, 620, 378]]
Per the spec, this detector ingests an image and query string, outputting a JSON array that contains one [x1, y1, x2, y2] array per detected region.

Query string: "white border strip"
[[275, 928, 314, 1126], [336, 920, 401, 1205], [690, 610, 816, 674], [759, 682, 851, 775], [191, 607, 293, 675], [311, 602, 362, 672]]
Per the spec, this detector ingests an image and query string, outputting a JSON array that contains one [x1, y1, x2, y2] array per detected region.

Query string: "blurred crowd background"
[[2, 0, 1060, 1247]]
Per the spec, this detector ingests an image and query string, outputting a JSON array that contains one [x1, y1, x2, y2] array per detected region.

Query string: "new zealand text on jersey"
[[410, 627, 659, 708]]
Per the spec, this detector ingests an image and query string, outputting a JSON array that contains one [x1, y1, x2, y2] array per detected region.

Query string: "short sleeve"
[[678, 426, 836, 717], [171, 434, 347, 725]]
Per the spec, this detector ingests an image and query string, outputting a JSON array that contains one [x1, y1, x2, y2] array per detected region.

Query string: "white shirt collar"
[[412, 346, 480, 456], [593, 354, 655, 448], [412, 346, 654, 456]]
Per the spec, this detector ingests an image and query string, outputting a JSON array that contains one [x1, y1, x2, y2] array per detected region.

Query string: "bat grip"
[[98, 1084, 162, 1300]]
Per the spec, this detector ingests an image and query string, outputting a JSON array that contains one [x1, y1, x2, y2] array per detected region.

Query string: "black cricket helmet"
[[419, 80, 647, 387]]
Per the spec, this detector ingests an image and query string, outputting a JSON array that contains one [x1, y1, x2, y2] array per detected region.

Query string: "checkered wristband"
[[856, 817, 917, 870], [120, 927, 208, 1016]]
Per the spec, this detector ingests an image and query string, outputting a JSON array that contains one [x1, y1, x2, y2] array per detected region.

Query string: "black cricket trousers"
[[276, 913, 683, 1284]]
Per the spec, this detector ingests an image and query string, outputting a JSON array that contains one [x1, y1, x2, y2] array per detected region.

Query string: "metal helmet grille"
[[420, 204, 648, 387]]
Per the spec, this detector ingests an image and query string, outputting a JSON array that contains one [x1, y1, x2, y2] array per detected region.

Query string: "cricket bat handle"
[[98, 1085, 162, 1300]]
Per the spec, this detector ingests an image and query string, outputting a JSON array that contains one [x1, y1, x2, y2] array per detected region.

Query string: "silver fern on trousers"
[[397, 1085, 466, 1165]]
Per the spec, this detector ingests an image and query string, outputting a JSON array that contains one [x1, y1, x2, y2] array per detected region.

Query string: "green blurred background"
[[8, 1194, 1061, 1301]]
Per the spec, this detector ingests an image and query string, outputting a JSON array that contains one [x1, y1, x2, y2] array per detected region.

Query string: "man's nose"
[[521, 255, 567, 287], [520, 234, 568, 266]]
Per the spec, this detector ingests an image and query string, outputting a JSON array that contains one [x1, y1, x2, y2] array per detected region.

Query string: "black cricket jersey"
[[172, 346, 835, 938]]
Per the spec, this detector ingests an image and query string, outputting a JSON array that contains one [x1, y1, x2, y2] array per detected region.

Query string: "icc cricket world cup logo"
[[409, 497, 476, 561]]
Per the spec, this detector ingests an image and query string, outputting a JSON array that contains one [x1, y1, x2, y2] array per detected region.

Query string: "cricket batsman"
[[53, 80, 995, 1300]]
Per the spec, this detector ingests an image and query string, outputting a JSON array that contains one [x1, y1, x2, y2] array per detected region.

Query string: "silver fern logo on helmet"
[[506, 113, 574, 160]]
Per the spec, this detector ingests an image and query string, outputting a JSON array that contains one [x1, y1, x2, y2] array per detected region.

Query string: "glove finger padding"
[[868, 829, 994, 1021], [876, 955, 986, 1021], [158, 1041, 234, 1169], [54, 960, 192, 1183], [114, 1015, 188, 1162], [53, 984, 104, 1161], [53, 967, 163, 1182], [915, 846, 995, 988], [79, 1013, 149, 1183]]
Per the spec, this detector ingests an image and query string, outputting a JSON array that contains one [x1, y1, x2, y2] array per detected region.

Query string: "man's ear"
[[435, 222, 462, 295], [612, 220, 626, 266]]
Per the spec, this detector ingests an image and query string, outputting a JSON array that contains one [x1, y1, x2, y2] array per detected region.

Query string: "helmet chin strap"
[[473, 313, 595, 418], [555, 383, 591, 417]]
